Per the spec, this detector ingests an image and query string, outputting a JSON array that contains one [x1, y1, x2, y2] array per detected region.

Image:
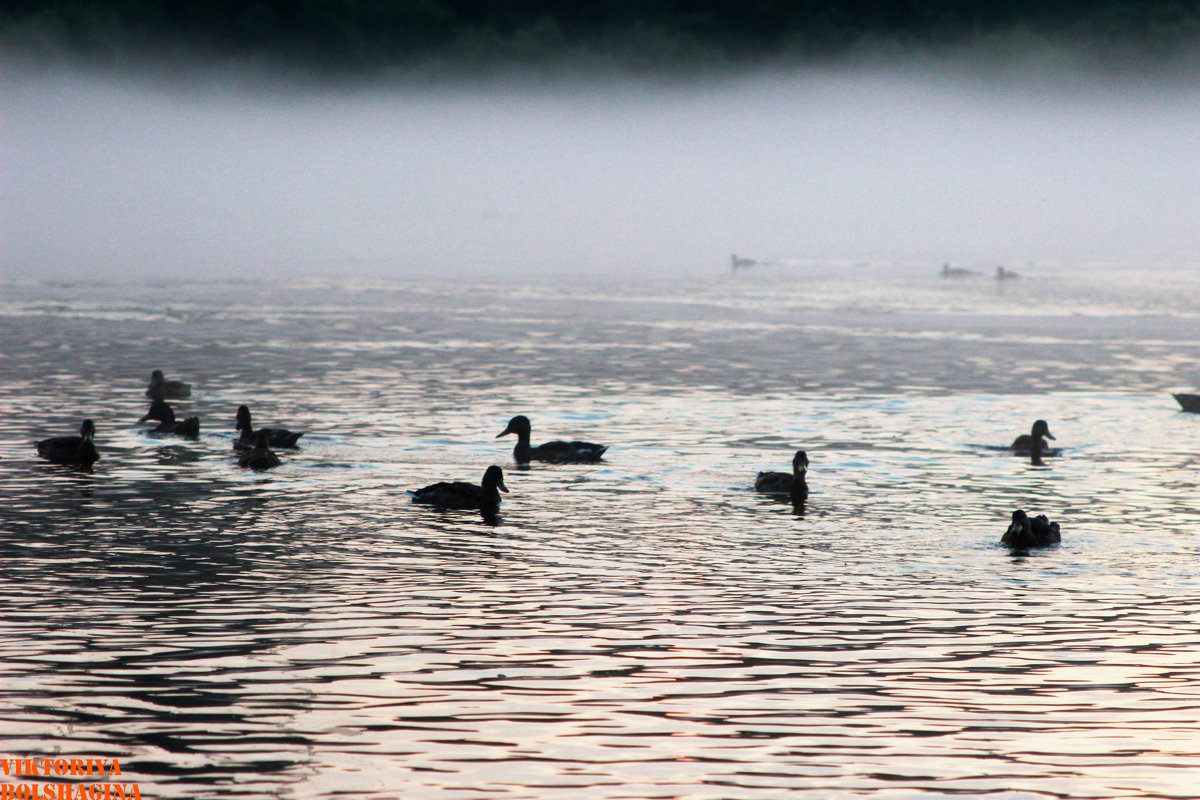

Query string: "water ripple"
[[3, 273, 1200, 798]]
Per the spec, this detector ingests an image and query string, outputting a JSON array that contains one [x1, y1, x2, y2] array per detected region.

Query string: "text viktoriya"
[[2, 762, 120, 778]]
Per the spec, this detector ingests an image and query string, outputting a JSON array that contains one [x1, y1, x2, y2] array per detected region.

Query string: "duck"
[[233, 405, 303, 450], [731, 254, 757, 270], [408, 465, 508, 511], [1011, 419, 1055, 453], [754, 450, 809, 499], [138, 398, 200, 437], [995, 265, 1019, 280], [146, 369, 191, 399], [36, 418, 100, 467], [497, 415, 607, 464], [237, 431, 281, 471], [1172, 393, 1200, 413], [1001, 509, 1061, 549], [941, 263, 977, 278]]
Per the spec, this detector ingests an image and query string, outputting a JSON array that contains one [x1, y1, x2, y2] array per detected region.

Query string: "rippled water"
[[4, 263, 1200, 798]]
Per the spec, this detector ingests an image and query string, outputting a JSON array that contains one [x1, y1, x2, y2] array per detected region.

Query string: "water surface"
[[3, 263, 1200, 798]]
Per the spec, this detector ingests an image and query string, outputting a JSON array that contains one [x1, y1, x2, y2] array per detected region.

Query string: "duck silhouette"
[[237, 431, 281, 471], [146, 370, 191, 399], [139, 398, 200, 438], [1011, 419, 1055, 453], [1173, 393, 1200, 413], [36, 418, 100, 468], [497, 415, 607, 464], [233, 405, 303, 449], [408, 465, 508, 512], [754, 450, 809, 501], [1001, 509, 1061, 549]]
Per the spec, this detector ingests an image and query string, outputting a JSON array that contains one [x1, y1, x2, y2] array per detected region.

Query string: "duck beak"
[[498, 478, 509, 493], [497, 424, 513, 438], [1046, 431, 1056, 440], [138, 412, 152, 423]]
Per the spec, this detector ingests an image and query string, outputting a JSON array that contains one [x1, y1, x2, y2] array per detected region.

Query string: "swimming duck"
[[941, 263, 977, 278], [146, 370, 191, 399], [497, 415, 608, 464], [36, 418, 100, 467], [1173, 393, 1200, 413], [1001, 509, 1061, 549], [995, 265, 1019, 280], [731, 254, 757, 270], [233, 405, 303, 449], [237, 431, 281, 471], [754, 450, 809, 498], [408, 465, 508, 511], [138, 398, 200, 438], [1010, 419, 1055, 453]]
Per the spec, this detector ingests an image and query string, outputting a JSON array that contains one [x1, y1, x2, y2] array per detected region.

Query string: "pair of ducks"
[[141, 370, 200, 437], [408, 415, 609, 512], [139, 398, 304, 470], [1007, 420, 1061, 547], [229, 406, 306, 471], [750, 420, 1056, 495]]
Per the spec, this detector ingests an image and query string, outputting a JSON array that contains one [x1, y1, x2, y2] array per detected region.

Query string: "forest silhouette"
[[3, 0, 1199, 70]]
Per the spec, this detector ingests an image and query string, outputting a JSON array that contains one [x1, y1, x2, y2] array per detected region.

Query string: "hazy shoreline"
[[4, 0, 1200, 79]]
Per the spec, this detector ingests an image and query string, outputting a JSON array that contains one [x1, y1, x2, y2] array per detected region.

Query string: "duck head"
[[139, 398, 175, 424], [497, 415, 531, 440], [792, 450, 809, 474], [255, 430, 271, 449], [1031, 419, 1055, 440], [236, 405, 252, 432], [80, 419, 95, 441], [482, 465, 509, 493], [1007, 509, 1032, 539]]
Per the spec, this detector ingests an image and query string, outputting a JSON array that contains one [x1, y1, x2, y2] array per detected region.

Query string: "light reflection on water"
[[3, 266, 1200, 798]]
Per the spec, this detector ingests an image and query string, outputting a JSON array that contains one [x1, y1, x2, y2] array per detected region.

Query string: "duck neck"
[[512, 432, 532, 462]]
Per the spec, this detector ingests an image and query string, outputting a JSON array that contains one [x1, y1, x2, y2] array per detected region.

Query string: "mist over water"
[[4, 56, 1199, 284], [6, 44, 1200, 799]]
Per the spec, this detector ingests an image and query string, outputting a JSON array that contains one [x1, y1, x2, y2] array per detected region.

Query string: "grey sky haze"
[[3, 60, 1198, 282]]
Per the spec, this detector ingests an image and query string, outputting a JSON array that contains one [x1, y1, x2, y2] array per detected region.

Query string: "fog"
[[3, 59, 1199, 283]]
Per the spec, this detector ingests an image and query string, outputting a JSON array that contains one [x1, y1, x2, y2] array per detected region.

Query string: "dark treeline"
[[3, 0, 1200, 71]]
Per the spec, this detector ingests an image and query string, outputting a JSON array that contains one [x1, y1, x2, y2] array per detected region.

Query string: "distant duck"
[[146, 369, 191, 399], [497, 415, 608, 464], [238, 431, 281, 471], [1011, 419, 1055, 453], [139, 398, 200, 437], [754, 450, 809, 499], [995, 266, 1019, 280], [233, 405, 303, 450], [36, 418, 100, 468], [1173, 393, 1200, 413], [731, 254, 757, 270], [1001, 509, 1061, 549], [408, 465, 508, 512], [940, 263, 977, 278]]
